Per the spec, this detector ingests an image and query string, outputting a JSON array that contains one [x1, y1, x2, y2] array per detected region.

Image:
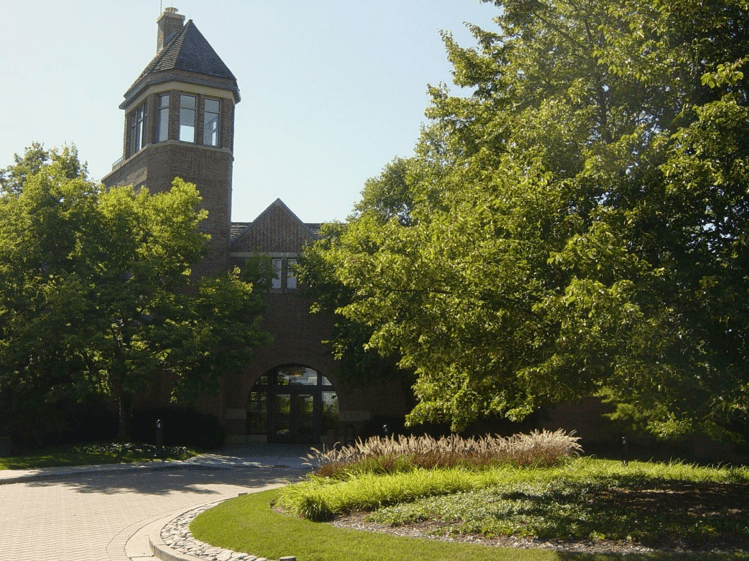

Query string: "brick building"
[[102, 8, 409, 444]]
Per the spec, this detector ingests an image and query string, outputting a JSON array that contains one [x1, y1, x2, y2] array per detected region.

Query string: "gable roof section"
[[232, 199, 319, 254], [231, 221, 321, 241], [122, 20, 240, 108]]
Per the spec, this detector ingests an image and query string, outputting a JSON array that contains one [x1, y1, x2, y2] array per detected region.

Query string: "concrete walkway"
[[0, 444, 316, 561]]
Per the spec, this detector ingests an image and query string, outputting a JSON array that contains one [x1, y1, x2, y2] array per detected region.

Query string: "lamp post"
[[155, 419, 164, 460]]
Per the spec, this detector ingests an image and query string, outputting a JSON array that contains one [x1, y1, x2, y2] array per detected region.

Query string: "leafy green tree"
[[300, 218, 411, 391], [307, 0, 749, 439], [0, 146, 271, 440], [0, 142, 86, 196]]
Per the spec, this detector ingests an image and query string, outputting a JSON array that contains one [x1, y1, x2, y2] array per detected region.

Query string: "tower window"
[[179, 94, 196, 142], [128, 102, 147, 156], [203, 98, 220, 146], [156, 94, 169, 142]]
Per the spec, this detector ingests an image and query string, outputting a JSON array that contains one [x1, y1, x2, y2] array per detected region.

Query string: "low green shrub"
[[0, 394, 118, 452], [131, 405, 225, 450]]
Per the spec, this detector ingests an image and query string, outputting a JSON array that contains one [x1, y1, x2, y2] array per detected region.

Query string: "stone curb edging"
[[148, 493, 297, 561], [150, 531, 291, 561], [150, 535, 202, 561]]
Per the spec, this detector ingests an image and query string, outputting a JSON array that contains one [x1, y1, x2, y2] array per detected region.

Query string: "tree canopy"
[[303, 0, 749, 439], [0, 145, 271, 440]]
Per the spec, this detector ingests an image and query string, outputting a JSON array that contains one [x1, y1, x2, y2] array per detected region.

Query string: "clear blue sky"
[[0, 1, 499, 223]]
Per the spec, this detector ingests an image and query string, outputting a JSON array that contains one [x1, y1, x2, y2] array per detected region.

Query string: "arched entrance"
[[247, 365, 339, 444]]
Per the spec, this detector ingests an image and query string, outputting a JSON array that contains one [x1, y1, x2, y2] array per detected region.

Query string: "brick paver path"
[[0, 465, 297, 561]]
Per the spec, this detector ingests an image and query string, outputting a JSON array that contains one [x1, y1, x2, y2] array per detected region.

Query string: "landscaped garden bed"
[[0, 442, 195, 470], [191, 430, 749, 559]]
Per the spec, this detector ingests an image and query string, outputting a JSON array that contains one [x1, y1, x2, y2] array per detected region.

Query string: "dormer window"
[[203, 98, 220, 146], [179, 94, 196, 142], [128, 102, 147, 156]]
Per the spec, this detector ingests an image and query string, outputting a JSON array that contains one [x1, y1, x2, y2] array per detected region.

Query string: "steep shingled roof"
[[231, 221, 322, 242], [231, 199, 321, 253], [121, 20, 239, 107]]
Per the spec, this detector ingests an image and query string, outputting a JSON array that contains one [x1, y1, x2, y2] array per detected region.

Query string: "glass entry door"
[[248, 366, 339, 444], [270, 391, 315, 443]]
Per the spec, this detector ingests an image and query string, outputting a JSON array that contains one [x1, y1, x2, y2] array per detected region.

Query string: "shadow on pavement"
[[24, 465, 307, 495], [18, 444, 318, 495]]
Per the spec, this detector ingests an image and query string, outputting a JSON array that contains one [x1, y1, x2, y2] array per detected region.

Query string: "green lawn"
[[0, 442, 195, 470], [191, 458, 749, 561], [192, 489, 561, 561]]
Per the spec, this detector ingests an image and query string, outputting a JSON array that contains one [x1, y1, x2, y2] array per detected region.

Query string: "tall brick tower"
[[102, 7, 239, 274]]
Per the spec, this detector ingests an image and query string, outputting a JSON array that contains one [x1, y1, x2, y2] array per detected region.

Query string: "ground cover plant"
[[0, 442, 195, 470], [362, 460, 749, 551], [267, 432, 749, 554]]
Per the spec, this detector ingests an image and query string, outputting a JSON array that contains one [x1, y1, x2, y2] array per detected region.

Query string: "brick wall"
[[103, 141, 233, 276], [223, 291, 338, 409]]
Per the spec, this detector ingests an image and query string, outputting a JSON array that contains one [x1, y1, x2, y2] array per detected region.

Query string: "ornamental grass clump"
[[305, 429, 581, 478], [275, 468, 496, 521]]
